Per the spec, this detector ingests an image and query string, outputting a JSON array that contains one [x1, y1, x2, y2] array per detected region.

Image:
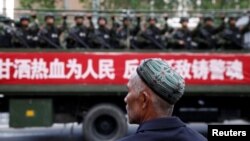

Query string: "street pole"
[[3, 0, 6, 16], [63, 0, 69, 10], [92, 0, 100, 28], [5, 0, 14, 19]]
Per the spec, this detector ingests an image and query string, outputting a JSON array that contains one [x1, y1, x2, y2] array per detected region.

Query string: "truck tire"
[[83, 104, 127, 141]]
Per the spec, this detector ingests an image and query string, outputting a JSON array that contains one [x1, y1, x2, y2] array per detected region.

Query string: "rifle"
[[130, 38, 140, 49], [223, 29, 243, 49], [8, 26, 30, 48], [142, 32, 165, 49], [68, 28, 90, 48], [174, 30, 195, 49], [94, 30, 113, 49], [39, 29, 61, 49], [199, 28, 216, 49], [13, 30, 30, 48]]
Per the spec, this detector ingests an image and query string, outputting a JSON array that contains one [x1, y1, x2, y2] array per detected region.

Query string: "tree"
[[79, 0, 165, 10], [19, 0, 249, 11], [19, 0, 56, 9], [79, 0, 250, 10]]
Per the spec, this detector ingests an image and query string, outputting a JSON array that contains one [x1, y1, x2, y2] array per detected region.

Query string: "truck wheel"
[[83, 104, 127, 141]]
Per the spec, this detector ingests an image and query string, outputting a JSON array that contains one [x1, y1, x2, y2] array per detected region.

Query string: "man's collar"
[[136, 117, 185, 133]]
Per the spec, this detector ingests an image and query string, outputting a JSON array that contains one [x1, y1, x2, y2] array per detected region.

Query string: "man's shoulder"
[[183, 126, 207, 141], [117, 131, 207, 141], [116, 134, 146, 141], [116, 137, 127, 141], [116, 136, 135, 141]]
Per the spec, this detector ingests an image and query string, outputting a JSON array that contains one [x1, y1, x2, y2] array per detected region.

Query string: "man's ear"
[[141, 91, 150, 109]]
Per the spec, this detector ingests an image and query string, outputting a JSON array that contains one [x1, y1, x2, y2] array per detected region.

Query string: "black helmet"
[[228, 14, 238, 21], [98, 16, 107, 23], [44, 13, 55, 21], [204, 16, 213, 22], [122, 16, 131, 22], [147, 16, 157, 22], [74, 14, 84, 20], [0, 15, 13, 23], [19, 16, 30, 22], [180, 17, 188, 23]]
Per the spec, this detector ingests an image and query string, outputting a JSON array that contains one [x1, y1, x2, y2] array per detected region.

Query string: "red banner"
[[0, 52, 250, 85]]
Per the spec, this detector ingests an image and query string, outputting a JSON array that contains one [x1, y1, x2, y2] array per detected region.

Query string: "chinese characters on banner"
[[0, 52, 249, 85]]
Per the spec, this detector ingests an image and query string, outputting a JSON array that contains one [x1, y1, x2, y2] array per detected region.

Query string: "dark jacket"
[[89, 26, 114, 49], [66, 25, 90, 49], [13, 26, 37, 48], [0, 25, 13, 48], [221, 22, 250, 50], [171, 27, 194, 49], [221, 26, 245, 49], [140, 25, 166, 49], [117, 117, 207, 141], [38, 25, 61, 48], [194, 22, 225, 49]]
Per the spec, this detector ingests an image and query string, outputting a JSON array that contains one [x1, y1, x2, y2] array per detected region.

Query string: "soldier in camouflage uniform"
[[139, 16, 168, 49], [193, 16, 226, 49], [38, 14, 62, 49], [0, 16, 13, 48], [66, 15, 90, 49], [170, 17, 197, 49], [12, 16, 38, 48], [116, 16, 141, 49], [220, 15, 250, 50], [88, 16, 114, 49]]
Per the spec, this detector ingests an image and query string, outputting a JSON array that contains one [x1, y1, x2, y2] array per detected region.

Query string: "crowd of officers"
[[0, 13, 250, 50]]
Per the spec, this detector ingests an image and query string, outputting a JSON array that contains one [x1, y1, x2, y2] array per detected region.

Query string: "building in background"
[[0, 0, 14, 19]]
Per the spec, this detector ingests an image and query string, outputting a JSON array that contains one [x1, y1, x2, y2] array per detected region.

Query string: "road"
[[0, 122, 208, 141], [0, 112, 212, 141], [2, 119, 249, 141], [5, 113, 250, 141], [0, 123, 84, 141]]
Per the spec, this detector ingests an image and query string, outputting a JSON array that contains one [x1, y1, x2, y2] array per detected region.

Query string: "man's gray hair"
[[131, 72, 173, 114], [130, 72, 146, 94]]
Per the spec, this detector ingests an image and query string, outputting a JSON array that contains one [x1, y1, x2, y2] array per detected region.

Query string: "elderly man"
[[117, 58, 207, 141]]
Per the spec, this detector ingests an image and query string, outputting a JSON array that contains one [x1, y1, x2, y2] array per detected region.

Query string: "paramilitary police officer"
[[38, 14, 62, 48], [12, 16, 38, 48], [111, 15, 120, 36], [140, 16, 167, 49], [0, 16, 13, 48], [194, 15, 225, 49], [117, 16, 141, 49], [170, 17, 197, 49], [221, 15, 250, 50], [89, 16, 113, 49], [29, 13, 40, 38], [66, 15, 90, 49]]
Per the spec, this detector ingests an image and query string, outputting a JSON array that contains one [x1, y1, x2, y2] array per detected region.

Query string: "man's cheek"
[[133, 107, 140, 117], [127, 108, 134, 122]]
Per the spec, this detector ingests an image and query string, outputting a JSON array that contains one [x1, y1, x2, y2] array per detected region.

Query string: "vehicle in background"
[[0, 49, 250, 141]]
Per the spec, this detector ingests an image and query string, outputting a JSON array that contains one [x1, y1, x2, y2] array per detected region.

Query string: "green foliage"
[[20, 0, 250, 10], [79, 0, 250, 10], [19, 0, 55, 9], [196, 0, 250, 9]]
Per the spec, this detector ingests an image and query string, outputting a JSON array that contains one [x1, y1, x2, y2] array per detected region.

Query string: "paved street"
[[0, 123, 208, 141], [0, 123, 140, 141], [0, 113, 210, 141], [2, 112, 250, 141], [0, 123, 83, 141]]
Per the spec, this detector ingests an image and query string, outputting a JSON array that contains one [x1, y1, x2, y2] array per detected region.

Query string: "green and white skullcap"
[[136, 58, 185, 105]]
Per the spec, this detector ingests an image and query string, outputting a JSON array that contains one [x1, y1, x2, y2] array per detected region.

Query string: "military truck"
[[0, 49, 250, 141]]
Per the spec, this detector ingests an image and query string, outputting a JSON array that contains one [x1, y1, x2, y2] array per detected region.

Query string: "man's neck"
[[139, 109, 171, 124]]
